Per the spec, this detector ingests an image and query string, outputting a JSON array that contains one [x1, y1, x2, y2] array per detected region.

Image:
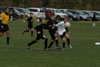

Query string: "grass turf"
[[0, 20, 100, 67]]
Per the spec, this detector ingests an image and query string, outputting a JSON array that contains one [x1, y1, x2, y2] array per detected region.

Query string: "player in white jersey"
[[56, 17, 72, 50]]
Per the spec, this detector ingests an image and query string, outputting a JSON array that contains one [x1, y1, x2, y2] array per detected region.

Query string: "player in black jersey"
[[22, 13, 34, 36], [47, 14, 59, 49], [27, 18, 48, 50]]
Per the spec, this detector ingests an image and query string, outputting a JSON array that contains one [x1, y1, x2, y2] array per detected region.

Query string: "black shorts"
[[28, 25, 33, 29], [60, 32, 67, 39], [49, 32, 57, 40], [0, 24, 9, 32], [36, 34, 47, 40]]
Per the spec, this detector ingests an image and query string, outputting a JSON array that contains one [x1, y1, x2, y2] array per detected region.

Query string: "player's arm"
[[35, 25, 41, 34], [31, 17, 34, 22], [56, 22, 62, 27], [66, 27, 70, 34], [0, 14, 4, 28], [0, 14, 3, 20], [47, 21, 51, 27]]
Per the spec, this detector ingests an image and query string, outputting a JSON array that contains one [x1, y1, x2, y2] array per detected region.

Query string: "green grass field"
[[0, 20, 100, 67]]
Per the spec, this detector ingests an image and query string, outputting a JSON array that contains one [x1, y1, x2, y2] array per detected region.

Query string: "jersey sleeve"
[[0, 13, 4, 20]]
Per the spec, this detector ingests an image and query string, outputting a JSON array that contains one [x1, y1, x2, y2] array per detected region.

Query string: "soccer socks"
[[48, 42, 54, 49], [67, 38, 70, 45], [28, 40, 37, 46], [7, 37, 10, 44], [55, 40, 59, 48], [31, 31, 33, 36], [23, 30, 29, 34], [63, 43, 65, 48], [24, 30, 29, 32]]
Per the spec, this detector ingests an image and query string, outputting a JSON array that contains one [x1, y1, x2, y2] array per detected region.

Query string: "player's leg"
[[48, 40, 55, 49], [65, 33, 72, 48], [0, 26, 4, 37], [62, 38, 66, 51], [22, 26, 30, 35], [55, 36, 60, 49], [6, 31, 10, 44], [5, 25, 10, 44], [48, 32, 56, 49], [30, 28, 34, 36], [42, 35, 48, 50], [0, 32, 3, 37], [22, 29, 29, 35], [60, 33, 66, 51], [27, 34, 40, 50]]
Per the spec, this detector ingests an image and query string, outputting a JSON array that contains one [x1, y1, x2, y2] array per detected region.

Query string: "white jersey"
[[56, 21, 66, 35]]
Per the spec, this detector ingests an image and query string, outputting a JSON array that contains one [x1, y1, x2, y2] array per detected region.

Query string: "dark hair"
[[65, 16, 69, 20], [30, 13, 33, 15], [40, 18, 45, 22], [50, 13, 55, 17]]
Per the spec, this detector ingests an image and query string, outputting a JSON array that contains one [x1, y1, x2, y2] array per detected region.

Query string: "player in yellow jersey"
[[0, 9, 10, 44]]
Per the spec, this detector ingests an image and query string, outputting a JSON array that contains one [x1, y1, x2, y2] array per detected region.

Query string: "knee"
[[66, 34, 70, 38], [56, 37, 58, 40], [62, 38, 66, 43], [7, 31, 10, 36]]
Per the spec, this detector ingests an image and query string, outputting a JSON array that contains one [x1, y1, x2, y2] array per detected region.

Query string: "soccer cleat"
[[44, 48, 48, 51], [68, 45, 72, 48], [22, 32, 24, 35], [27, 44, 30, 50], [56, 46, 60, 49], [7, 42, 9, 45]]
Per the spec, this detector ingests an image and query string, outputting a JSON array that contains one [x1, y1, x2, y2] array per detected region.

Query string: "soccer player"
[[0, 9, 10, 44], [92, 14, 96, 27], [22, 13, 34, 36], [27, 18, 48, 50], [47, 14, 59, 49], [56, 17, 72, 50]]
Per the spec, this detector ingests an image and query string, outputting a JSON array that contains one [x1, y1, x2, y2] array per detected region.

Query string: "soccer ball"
[[64, 22, 71, 28]]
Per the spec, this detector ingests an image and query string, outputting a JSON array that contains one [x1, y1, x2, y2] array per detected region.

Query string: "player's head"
[[40, 18, 45, 24], [30, 13, 33, 17], [5, 7, 9, 15], [50, 14, 55, 20], [64, 16, 69, 23]]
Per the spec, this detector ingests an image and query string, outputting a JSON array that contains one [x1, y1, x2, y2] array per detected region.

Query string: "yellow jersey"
[[0, 12, 9, 24]]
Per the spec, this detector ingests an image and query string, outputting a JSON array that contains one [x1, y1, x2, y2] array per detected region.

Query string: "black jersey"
[[47, 19, 58, 33], [35, 24, 47, 35], [27, 17, 33, 26]]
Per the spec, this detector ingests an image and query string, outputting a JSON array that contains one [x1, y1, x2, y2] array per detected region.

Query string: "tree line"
[[0, 0, 100, 11]]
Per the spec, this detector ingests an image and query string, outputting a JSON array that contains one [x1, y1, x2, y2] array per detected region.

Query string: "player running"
[[27, 18, 48, 50], [47, 14, 59, 50], [22, 13, 34, 36], [56, 17, 72, 51], [0, 9, 10, 44]]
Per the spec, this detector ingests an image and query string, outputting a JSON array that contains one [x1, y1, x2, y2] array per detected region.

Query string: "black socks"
[[28, 40, 37, 46], [55, 40, 59, 47], [63, 43, 65, 48], [67, 38, 70, 45], [48, 42, 54, 48], [7, 37, 10, 44]]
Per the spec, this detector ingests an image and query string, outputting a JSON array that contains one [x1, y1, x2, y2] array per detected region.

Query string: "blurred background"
[[0, 0, 100, 10], [0, 0, 100, 21]]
